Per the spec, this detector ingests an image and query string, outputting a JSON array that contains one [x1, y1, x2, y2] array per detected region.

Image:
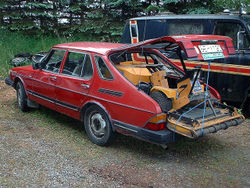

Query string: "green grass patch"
[[0, 29, 98, 79]]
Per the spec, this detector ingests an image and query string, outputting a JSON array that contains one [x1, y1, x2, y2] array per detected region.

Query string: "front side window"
[[95, 56, 113, 80], [43, 49, 66, 73], [62, 52, 93, 79]]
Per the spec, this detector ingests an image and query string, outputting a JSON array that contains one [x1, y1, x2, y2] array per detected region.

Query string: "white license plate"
[[198, 45, 223, 53]]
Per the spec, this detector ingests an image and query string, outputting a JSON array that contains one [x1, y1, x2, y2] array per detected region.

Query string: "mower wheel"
[[150, 91, 172, 112]]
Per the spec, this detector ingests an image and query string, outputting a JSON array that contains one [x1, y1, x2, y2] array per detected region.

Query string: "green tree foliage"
[[0, 0, 249, 40]]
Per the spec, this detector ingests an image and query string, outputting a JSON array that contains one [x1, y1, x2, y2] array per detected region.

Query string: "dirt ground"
[[0, 79, 249, 187]]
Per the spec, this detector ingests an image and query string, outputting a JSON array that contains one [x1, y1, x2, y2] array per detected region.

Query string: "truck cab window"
[[214, 22, 249, 49], [168, 21, 204, 35]]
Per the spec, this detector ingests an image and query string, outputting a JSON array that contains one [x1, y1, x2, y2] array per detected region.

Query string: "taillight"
[[145, 122, 165, 131], [144, 114, 167, 131]]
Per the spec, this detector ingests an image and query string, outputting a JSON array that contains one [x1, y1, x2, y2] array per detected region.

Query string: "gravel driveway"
[[0, 80, 249, 187]]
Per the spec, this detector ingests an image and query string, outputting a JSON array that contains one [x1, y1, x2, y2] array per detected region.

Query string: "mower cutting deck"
[[167, 104, 244, 138]]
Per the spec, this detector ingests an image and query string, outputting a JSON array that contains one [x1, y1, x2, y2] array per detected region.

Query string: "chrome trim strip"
[[27, 90, 54, 104], [113, 120, 138, 133], [27, 90, 79, 111], [55, 101, 79, 111]]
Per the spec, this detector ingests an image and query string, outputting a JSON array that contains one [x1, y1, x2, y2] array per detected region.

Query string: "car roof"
[[53, 42, 126, 55], [129, 14, 249, 21]]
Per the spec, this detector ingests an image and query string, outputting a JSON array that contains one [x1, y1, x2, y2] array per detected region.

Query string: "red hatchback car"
[[5, 35, 244, 147]]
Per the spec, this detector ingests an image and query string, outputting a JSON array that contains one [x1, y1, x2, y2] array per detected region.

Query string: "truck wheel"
[[16, 82, 29, 112], [150, 91, 172, 112], [84, 105, 116, 146]]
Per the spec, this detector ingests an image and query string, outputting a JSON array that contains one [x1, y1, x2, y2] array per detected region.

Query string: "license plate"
[[198, 45, 223, 53], [198, 45, 224, 60]]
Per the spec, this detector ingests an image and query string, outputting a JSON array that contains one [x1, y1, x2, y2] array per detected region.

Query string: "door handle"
[[81, 84, 90, 89], [50, 76, 57, 81]]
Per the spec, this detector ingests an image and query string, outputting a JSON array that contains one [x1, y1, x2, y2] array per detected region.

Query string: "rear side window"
[[95, 56, 113, 80], [62, 52, 93, 79]]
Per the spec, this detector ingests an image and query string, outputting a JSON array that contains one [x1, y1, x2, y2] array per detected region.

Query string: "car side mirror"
[[237, 30, 245, 50]]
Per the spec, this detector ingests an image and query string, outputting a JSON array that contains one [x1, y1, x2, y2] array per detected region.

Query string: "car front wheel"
[[16, 81, 29, 112], [84, 105, 116, 146]]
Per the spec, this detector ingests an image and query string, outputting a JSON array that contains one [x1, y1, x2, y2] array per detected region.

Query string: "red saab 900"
[[5, 35, 244, 147]]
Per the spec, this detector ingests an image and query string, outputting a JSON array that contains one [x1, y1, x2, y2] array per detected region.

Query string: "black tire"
[[84, 105, 116, 146], [150, 91, 172, 112], [16, 82, 29, 112]]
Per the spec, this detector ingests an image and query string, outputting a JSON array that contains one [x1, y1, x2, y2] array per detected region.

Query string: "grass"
[[0, 29, 98, 78]]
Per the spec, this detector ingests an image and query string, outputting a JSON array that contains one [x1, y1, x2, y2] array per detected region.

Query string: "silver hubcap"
[[89, 113, 106, 138]]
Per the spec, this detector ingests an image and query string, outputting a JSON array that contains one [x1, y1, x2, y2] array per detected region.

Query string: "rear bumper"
[[5, 76, 14, 87], [136, 128, 174, 144], [114, 120, 174, 145]]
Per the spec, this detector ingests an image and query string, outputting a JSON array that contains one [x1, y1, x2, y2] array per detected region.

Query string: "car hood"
[[111, 35, 235, 61]]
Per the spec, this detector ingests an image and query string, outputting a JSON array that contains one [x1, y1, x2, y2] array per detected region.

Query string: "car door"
[[55, 51, 94, 119], [31, 49, 66, 110]]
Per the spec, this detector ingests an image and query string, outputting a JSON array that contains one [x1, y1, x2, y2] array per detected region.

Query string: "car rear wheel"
[[84, 105, 116, 146], [16, 81, 29, 112], [150, 91, 172, 112]]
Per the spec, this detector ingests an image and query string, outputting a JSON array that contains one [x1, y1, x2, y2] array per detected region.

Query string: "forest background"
[[1, 0, 249, 41]]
